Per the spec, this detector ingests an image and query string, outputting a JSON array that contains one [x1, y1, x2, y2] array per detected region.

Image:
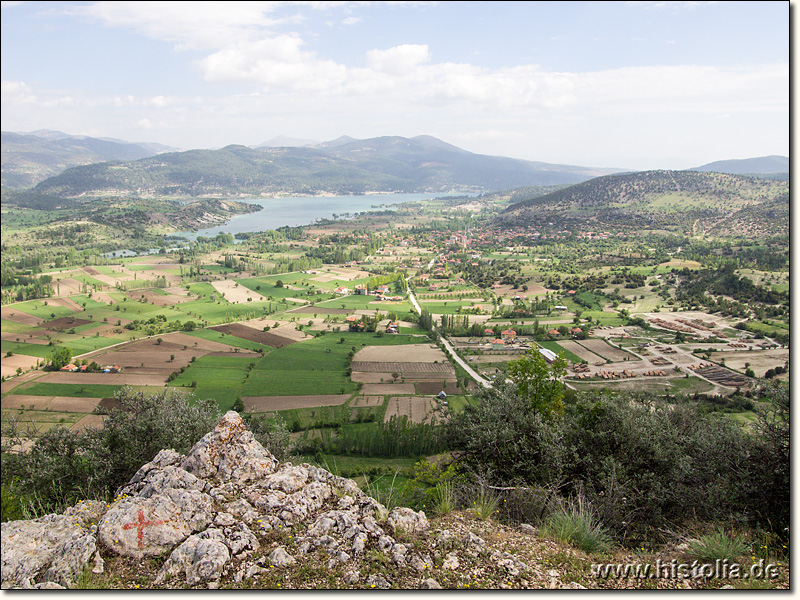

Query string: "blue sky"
[[1, 1, 788, 170]]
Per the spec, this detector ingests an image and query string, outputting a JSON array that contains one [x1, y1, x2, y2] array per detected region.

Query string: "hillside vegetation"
[[1, 132, 161, 189], [497, 170, 789, 236], [27, 136, 616, 199]]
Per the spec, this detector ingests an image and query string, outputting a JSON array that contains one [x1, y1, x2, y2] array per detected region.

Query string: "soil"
[[1, 306, 44, 326], [573, 339, 630, 361], [243, 394, 351, 412], [209, 324, 298, 348], [0, 354, 41, 378], [36, 372, 169, 386], [70, 414, 108, 432], [349, 396, 385, 407], [352, 344, 448, 363], [359, 383, 416, 395], [40, 317, 93, 331], [211, 280, 267, 304], [413, 381, 462, 395], [384, 396, 437, 424]]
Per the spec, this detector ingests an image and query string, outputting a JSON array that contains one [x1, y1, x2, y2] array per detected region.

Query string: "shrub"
[[1, 388, 219, 518], [469, 486, 500, 521], [541, 496, 613, 554], [434, 480, 456, 516], [687, 529, 748, 562]]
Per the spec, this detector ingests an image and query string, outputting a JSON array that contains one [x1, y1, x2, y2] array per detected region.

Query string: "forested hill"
[[1, 131, 163, 189], [28, 136, 618, 199], [496, 170, 789, 238]]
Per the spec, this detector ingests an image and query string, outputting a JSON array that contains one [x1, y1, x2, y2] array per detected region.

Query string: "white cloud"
[[1, 80, 37, 104], [200, 36, 348, 91], [71, 1, 295, 50], [366, 44, 430, 75]]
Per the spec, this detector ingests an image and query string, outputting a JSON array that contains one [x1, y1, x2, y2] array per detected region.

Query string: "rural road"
[[406, 287, 492, 389]]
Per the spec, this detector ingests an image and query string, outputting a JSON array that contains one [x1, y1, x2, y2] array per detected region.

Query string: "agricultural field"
[[1, 194, 790, 472]]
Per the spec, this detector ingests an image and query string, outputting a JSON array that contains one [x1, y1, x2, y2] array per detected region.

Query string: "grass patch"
[[687, 529, 749, 562], [17, 382, 123, 398]]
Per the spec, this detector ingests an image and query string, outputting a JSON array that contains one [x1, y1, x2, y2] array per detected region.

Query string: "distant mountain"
[[28, 135, 622, 199], [689, 155, 789, 176], [497, 170, 789, 238], [1, 131, 178, 188], [255, 135, 319, 148]]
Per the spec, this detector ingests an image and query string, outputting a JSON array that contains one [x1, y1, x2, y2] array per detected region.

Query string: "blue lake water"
[[174, 192, 472, 239]]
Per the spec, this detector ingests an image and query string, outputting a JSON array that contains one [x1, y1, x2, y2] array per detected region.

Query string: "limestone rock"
[[266, 547, 296, 568], [387, 507, 429, 534], [420, 578, 443, 589], [1, 511, 98, 588], [155, 529, 230, 585], [181, 411, 279, 484]]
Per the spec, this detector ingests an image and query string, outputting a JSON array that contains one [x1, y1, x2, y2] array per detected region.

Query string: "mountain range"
[[1, 130, 178, 188], [15, 135, 622, 199]]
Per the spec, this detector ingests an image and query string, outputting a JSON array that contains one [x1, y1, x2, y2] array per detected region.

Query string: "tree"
[[47, 346, 73, 371], [506, 350, 568, 417]]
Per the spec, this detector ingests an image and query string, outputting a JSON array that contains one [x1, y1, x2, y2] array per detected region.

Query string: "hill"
[[496, 170, 789, 238], [3, 410, 782, 591], [689, 155, 789, 177], [27, 136, 621, 200], [1, 131, 175, 189]]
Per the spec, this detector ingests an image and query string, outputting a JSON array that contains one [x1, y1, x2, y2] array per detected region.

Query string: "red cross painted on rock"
[[122, 509, 165, 547]]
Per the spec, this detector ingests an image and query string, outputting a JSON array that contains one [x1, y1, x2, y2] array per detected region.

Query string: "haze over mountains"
[[7, 134, 623, 198], [0, 130, 788, 198]]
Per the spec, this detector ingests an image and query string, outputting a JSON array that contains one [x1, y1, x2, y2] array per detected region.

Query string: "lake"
[[174, 192, 472, 239]]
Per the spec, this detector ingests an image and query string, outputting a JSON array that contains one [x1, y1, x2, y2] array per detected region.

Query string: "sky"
[[0, 0, 789, 170]]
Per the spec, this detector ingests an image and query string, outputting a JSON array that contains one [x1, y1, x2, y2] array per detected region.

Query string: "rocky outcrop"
[[1, 411, 539, 590], [3, 412, 428, 589]]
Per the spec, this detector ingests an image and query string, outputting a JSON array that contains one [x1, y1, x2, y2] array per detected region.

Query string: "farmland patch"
[[384, 396, 438, 424], [243, 394, 351, 412]]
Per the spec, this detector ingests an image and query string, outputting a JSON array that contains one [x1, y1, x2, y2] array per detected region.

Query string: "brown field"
[[87, 335, 257, 374], [209, 323, 297, 347], [0, 371, 41, 394], [1, 306, 44, 326], [125, 289, 191, 306], [35, 372, 169, 386], [211, 279, 267, 304], [558, 340, 605, 362], [359, 383, 416, 395], [40, 317, 92, 331], [1, 394, 103, 413], [290, 306, 351, 315], [50, 296, 85, 312], [351, 362, 454, 374], [71, 415, 108, 432], [51, 278, 83, 296], [310, 268, 372, 282], [350, 372, 396, 384], [243, 394, 350, 412], [162, 332, 257, 353], [715, 348, 789, 375], [350, 396, 385, 407], [353, 344, 448, 363], [0, 354, 41, 378], [1, 331, 49, 344], [576, 339, 632, 362], [384, 396, 437, 424], [414, 381, 461, 395]]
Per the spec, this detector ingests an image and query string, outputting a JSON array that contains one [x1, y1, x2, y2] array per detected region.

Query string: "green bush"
[[687, 529, 748, 562], [1, 388, 219, 518], [541, 497, 613, 554]]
